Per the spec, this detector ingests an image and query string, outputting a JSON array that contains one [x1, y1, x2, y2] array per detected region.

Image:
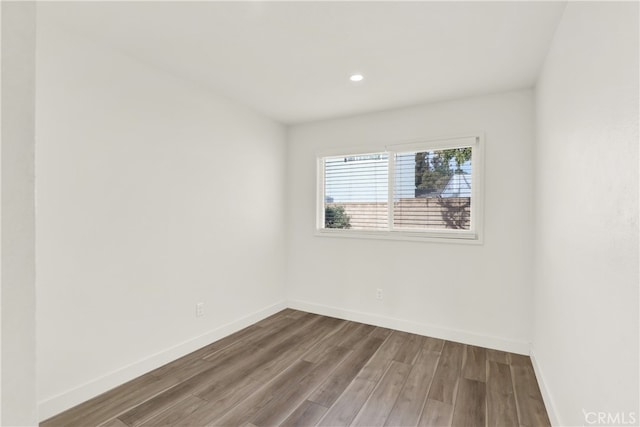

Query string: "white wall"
[[533, 3, 639, 426], [1, 5, 3, 423], [35, 22, 287, 419], [1, 2, 38, 425], [287, 90, 535, 353]]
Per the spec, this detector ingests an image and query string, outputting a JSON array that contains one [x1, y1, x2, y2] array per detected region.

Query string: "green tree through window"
[[415, 148, 472, 195], [325, 205, 351, 229]]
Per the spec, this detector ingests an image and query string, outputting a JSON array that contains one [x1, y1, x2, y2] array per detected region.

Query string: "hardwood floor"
[[41, 310, 551, 427]]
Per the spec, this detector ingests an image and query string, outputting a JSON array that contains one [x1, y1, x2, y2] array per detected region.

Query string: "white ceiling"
[[40, 1, 566, 124]]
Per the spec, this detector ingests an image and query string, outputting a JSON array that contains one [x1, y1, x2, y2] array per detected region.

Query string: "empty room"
[[1, 1, 638, 426]]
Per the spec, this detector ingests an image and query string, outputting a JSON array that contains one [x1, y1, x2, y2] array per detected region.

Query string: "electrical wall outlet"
[[376, 289, 383, 300], [196, 302, 204, 317]]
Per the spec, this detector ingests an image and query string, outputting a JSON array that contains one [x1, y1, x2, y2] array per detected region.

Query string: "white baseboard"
[[529, 347, 561, 427], [38, 300, 287, 422], [39, 299, 530, 421], [287, 299, 530, 355]]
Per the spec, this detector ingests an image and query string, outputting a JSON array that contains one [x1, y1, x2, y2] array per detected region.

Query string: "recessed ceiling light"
[[350, 74, 364, 82]]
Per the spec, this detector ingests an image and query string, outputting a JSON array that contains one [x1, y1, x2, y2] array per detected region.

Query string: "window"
[[317, 135, 482, 242]]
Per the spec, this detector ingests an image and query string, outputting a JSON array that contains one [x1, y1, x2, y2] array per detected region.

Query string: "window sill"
[[314, 228, 483, 245]]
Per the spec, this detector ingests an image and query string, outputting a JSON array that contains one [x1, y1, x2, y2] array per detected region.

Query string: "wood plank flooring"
[[41, 309, 551, 427]]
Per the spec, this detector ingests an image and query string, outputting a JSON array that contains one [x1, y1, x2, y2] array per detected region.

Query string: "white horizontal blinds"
[[324, 153, 389, 230], [393, 148, 472, 230]]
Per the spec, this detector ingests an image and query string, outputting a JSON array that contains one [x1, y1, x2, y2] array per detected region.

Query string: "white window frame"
[[316, 134, 484, 244]]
